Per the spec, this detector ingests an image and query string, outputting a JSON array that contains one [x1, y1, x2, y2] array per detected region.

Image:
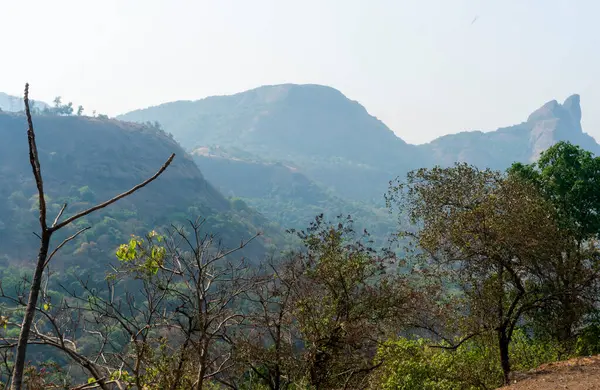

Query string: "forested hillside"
[[191, 145, 395, 238], [0, 112, 275, 272]]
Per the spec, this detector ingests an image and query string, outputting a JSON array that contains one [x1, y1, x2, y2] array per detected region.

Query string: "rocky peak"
[[527, 99, 560, 123], [527, 94, 582, 132], [563, 94, 582, 127], [528, 94, 584, 160]]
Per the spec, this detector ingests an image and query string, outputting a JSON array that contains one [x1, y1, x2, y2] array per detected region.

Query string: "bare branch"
[[428, 332, 480, 350], [52, 153, 175, 231], [44, 226, 91, 268], [52, 203, 68, 228]]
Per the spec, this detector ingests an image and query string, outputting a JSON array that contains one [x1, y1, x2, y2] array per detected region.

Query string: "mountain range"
[[118, 84, 597, 217], [2, 84, 597, 269]]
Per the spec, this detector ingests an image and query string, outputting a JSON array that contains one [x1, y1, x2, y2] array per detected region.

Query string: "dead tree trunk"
[[10, 83, 175, 390]]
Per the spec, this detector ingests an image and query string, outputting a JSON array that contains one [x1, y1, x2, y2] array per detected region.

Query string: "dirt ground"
[[499, 355, 600, 389]]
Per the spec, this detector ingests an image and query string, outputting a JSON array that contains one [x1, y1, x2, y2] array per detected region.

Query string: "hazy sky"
[[1, 0, 599, 144]]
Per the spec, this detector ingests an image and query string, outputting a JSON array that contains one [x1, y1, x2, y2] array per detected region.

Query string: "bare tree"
[[26, 220, 260, 389], [124, 220, 259, 390], [9, 83, 175, 390], [228, 261, 303, 390]]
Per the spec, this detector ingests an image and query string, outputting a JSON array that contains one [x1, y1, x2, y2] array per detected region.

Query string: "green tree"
[[510, 142, 600, 242], [287, 215, 410, 389], [52, 96, 61, 109], [387, 164, 564, 385], [76, 105, 84, 116], [509, 141, 600, 343]]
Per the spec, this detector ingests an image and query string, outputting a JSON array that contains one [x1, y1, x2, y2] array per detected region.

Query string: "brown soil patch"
[[500, 355, 600, 389]]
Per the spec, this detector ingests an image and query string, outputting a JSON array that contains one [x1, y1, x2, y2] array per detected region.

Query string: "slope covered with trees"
[[191, 146, 395, 239], [4, 141, 600, 389], [0, 111, 275, 272]]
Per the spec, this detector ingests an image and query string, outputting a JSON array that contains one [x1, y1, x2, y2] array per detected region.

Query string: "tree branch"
[[24, 83, 47, 231], [52, 203, 68, 228], [52, 153, 175, 231], [44, 226, 91, 268]]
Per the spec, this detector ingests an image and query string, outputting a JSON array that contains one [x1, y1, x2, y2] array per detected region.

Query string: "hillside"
[[0, 112, 274, 272], [191, 146, 395, 237], [118, 85, 600, 206]]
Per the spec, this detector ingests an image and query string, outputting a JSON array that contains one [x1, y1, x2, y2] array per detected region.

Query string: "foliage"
[[573, 315, 600, 357], [289, 215, 402, 388], [387, 163, 566, 384], [42, 96, 74, 116], [509, 141, 600, 241], [373, 337, 500, 390], [509, 141, 600, 344], [372, 329, 561, 390]]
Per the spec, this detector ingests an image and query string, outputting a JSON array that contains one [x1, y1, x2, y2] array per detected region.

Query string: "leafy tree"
[[63, 102, 73, 116], [76, 105, 84, 116], [509, 141, 600, 343], [52, 96, 61, 109], [510, 141, 600, 242], [224, 215, 413, 389], [287, 215, 409, 389], [387, 164, 565, 385], [48, 96, 74, 116]]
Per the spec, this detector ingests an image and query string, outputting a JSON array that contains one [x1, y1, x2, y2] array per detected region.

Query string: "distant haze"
[[1, 0, 599, 144]]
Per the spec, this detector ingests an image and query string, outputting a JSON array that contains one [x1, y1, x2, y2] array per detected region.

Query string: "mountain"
[[0, 112, 275, 271], [118, 84, 424, 202], [0, 92, 49, 112], [118, 84, 600, 207], [419, 94, 600, 169]]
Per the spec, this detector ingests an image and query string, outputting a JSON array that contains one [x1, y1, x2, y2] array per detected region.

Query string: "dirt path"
[[500, 355, 600, 389]]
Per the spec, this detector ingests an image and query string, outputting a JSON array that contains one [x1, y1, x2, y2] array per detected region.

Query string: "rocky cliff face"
[[527, 94, 593, 159]]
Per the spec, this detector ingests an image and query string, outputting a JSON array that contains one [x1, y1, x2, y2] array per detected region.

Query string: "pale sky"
[[1, 0, 599, 144]]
